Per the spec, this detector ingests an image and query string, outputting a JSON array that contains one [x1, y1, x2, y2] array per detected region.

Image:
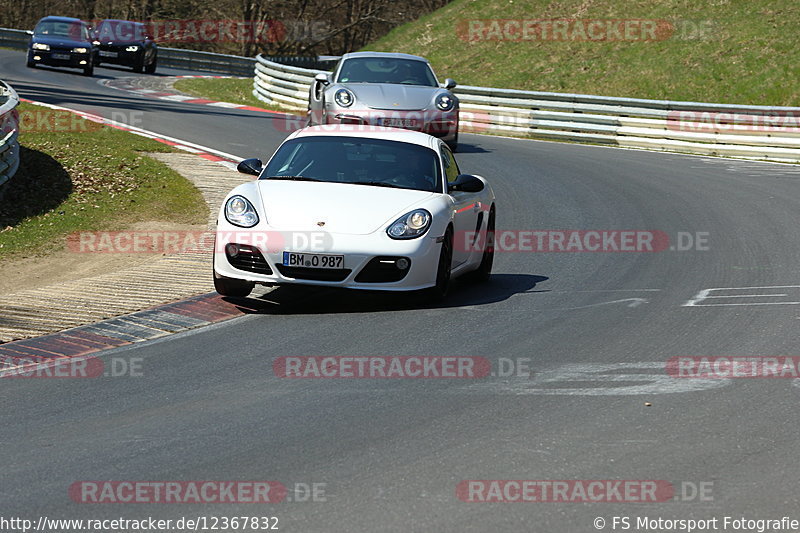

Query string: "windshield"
[[263, 136, 441, 193], [33, 21, 88, 40], [336, 58, 438, 87]]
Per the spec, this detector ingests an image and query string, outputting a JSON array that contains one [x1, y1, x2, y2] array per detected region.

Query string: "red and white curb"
[[0, 293, 251, 377], [100, 75, 291, 116]]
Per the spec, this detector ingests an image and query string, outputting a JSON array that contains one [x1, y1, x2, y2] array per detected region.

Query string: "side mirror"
[[448, 174, 484, 193], [314, 72, 330, 85], [443, 78, 457, 90], [237, 158, 263, 176]]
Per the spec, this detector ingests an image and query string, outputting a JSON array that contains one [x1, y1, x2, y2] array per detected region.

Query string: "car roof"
[[288, 126, 441, 151], [36, 16, 86, 25], [341, 51, 429, 64]]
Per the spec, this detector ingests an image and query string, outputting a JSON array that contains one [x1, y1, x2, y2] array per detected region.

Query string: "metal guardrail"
[[253, 55, 800, 163], [0, 27, 30, 50], [0, 80, 21, 191], [157, 48, 256, 76], [254, 54, 327, 110]]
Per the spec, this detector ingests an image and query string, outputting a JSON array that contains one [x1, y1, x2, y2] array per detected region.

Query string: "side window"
[[441, 146, 460, 184]]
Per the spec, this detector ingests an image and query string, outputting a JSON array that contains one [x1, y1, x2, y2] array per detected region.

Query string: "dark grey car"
[[308, 52, 459, 150]]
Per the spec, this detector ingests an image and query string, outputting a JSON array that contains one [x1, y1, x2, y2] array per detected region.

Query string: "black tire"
[[83, 64, 94, 77], [446, 131, 459, 152], [214, 271, 254, 298], [466, 205, 495, 283], [426, 227, 453, 302], [26, 59, 35, 68], [144, 54, 157, 74]]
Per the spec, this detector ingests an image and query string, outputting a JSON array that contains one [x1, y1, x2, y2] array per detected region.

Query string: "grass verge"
[[365, 0, 800, 106], [0, 102, 207, 259], [173, 77, 301, 113]]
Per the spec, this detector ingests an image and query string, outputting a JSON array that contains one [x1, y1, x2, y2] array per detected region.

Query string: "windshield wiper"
[[264, 175, 322, 182], [350, 181, 404, 189]]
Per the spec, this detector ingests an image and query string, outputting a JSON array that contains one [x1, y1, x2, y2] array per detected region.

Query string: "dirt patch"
[[0, 221, 207, 295]]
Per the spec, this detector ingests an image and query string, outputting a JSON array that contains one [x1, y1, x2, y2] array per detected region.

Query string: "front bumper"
[[96, 46, 143, 66], [29, 49, 92, 69], [213, 227, 442, 291], [322, 107, 459, 142]]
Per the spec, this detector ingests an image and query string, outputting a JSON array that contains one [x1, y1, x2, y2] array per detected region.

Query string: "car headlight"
[[126, 45, 139, 52], [225, 195, 259, 228], [334, 88, 354, 107], [32, 43, 50, 51], [73, 47, 88, 53], [387, 209, 432, 240], [435, 93, 455, 111]]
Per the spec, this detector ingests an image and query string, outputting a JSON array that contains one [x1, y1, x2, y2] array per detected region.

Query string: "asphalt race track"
[[3, 48, 800, 531]]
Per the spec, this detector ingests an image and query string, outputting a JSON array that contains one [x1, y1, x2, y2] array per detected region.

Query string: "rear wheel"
[[426, 227, 453, 301], [214, 271, 254, 297]]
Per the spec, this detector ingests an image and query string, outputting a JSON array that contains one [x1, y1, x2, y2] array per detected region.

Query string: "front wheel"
[[83, 64, 94, 77], [426, 227, 453, 302], [214, 271, 254, 297], [144, 55, 157, 74], [446, 130, 459, 152]]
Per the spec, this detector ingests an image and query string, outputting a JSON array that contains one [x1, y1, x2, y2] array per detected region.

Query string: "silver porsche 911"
[[307, 52, 460, 150]]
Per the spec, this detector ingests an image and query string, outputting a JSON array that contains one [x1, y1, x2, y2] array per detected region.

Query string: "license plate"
[[51, 53, 70, 60], [283, 252, 343, 269], [380, 118, 419, 128], [99, 51, 118, 57]]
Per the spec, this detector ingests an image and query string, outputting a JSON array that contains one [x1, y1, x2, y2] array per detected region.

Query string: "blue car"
[[27, 16, 96, 76]]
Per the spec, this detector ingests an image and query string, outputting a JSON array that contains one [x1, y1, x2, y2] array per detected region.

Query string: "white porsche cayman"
[[213, 126, 495, 300]]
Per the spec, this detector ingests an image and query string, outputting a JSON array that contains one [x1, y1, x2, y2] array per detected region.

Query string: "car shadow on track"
[[453, 143, 491, 154], [222, 273, 550, 315], [27, 65, 116, 80]]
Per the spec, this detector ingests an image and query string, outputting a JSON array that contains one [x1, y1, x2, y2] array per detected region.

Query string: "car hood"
[[257, 180, 436, 235], [31, 35, 91, 48], [342, 83, 440, 110]]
